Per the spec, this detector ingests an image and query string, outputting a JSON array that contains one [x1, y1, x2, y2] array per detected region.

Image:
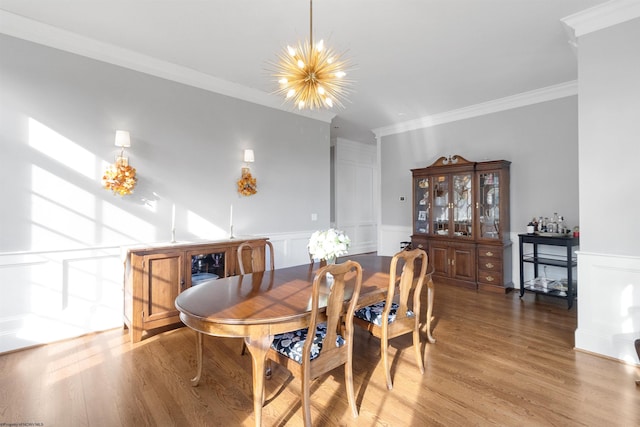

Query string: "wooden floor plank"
[[2, 281, 639, 426]]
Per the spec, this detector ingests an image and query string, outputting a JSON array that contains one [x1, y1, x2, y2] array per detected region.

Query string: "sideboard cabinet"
[[412, 155, 512, 292], [122, 237, 269, 342]]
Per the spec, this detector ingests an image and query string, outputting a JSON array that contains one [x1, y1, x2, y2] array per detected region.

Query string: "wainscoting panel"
[[0, 248, 123, 353], [266, 231, 316, 268], [339, 223, 377, 255], [1, 230, 381, 353], [575, 251, 640, 365], [378, 225, 413, 256]]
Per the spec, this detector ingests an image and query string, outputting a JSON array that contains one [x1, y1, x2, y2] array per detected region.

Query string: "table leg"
[[191, 331, 203, 386], [244, 334, 273, 427]]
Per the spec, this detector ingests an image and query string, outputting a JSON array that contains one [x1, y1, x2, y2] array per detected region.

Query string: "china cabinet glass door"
[[414, 177, 430, 234], [452, 173, 473, 237], [478, 171, 500, 239], [432, 175, 449, 235]]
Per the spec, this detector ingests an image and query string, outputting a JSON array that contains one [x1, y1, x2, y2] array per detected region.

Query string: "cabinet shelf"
[[522, 277, 576, 297], [522, 253, 577, 267], [518, 233, 579, 309]]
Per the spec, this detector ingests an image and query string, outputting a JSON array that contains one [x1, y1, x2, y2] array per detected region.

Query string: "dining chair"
[[267, 260, 363, 426], [237, 240, 274, 275], [353, 248, 430, 390]]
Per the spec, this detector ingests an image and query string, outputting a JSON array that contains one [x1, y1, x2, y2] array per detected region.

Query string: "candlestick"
[[229, 204, 235, 239]]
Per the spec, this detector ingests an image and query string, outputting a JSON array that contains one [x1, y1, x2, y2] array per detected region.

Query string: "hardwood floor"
[[2, 283, 639, 426]]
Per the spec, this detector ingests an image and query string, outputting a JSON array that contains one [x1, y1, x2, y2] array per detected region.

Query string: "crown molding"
[[561, 0, 640, 37], [373, 81, 578, 138], [0, 10, 335, 123]]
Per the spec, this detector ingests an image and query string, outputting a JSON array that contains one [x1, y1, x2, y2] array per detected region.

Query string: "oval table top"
[[175, 253, 394, 327]]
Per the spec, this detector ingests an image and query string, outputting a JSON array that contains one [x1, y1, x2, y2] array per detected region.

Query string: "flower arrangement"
[[308, 228, 350, 262], [237, 168, 257, 196], [102, 158, 137, 196]]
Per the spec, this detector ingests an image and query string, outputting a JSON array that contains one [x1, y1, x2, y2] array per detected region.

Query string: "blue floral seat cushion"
[[354, 301, 414, 326], [271, 322, 345, 364]]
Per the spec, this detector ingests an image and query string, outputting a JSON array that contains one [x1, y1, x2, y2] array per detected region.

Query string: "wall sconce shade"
[[244, 149, 255, 163], [115, 130, 131, 147]]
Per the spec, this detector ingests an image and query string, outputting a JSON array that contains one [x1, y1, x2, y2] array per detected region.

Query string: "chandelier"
[[273, 0, 352, 110]]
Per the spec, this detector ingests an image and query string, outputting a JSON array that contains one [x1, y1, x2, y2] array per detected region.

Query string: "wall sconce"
[[237, 149, 257, 196], [102, 130, 137, 196]]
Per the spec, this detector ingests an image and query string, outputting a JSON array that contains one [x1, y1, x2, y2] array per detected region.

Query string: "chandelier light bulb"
[[316, 39, 324, 52], [287, 89, 296, 98], [317, 86, 325, 95], [326, 98, 333, 107], [287, 45, 296, 56], [335, 71, 346, 78]]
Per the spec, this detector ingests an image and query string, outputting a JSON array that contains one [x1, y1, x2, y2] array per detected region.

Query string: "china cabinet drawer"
[[478, 257, 502, 272], [478, 270, 503, 285], [411, 237, 428, 251], [478, 247, 501, 259]]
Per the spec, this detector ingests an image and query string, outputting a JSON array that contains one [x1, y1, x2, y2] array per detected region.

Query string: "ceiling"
[[0, 0, 607, 144]]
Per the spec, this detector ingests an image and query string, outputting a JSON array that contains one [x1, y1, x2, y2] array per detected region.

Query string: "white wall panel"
[[575, 252, 640, 364], [334, 138, 377, 254], [0, 248, 122, 353]]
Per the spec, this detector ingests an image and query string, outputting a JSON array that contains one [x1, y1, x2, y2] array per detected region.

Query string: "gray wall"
[[380, 97, 580, 234], [0, 34, 332, 352], [579, 18, 640, 256], [574, 17, 640, 363], [0, 34, 331, 252]]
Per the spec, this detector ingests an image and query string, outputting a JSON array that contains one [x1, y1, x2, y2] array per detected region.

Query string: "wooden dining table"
[[174, 253, 434, 426]]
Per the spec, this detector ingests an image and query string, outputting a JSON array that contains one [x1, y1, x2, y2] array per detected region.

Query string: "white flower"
[[308, 228, 351, 261]]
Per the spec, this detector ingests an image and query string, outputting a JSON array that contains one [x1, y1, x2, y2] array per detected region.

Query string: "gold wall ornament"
[[272, 0, 352, 110], [103, 157, 137, 196], [237, 167, 257, 196]]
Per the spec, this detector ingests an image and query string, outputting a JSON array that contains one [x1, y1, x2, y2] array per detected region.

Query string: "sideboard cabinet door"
[[141, 252, 184, 329], [123, 238, 269, 342]]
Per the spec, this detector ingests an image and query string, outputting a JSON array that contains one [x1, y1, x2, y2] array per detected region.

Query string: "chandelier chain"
[[309, 0, 313, 48]]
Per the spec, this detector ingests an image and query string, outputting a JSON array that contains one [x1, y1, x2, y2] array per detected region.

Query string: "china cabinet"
[[411, 155, 512, 292], [122, 237, 269, 342]]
